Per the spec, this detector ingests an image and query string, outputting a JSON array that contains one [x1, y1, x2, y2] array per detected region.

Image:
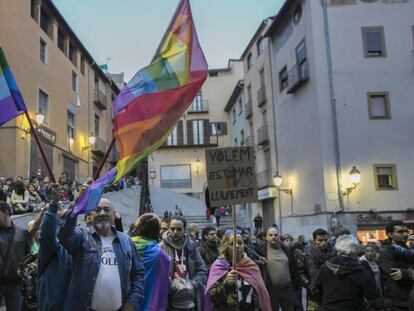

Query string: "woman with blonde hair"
[[205, 231, 271, 311]]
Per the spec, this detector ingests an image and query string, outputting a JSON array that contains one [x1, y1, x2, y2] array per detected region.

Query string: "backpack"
[[17, 252, 38, 309]]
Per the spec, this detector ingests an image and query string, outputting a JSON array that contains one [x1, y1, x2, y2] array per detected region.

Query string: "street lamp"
[[194, 158, 201, 174], [35, 110, 45, 126], [273, 172, 292, 196], [82, 133, 96, 151], [342, 166, 361, 196]]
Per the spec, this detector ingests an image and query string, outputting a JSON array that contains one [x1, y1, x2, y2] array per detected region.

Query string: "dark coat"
[[312, 255, 379, 311], [379, 241, 413, 309]]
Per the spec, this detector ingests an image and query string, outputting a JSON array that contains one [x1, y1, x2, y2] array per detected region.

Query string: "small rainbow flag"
[[113, 0, 208, 181], [0, 47, 27, 126]]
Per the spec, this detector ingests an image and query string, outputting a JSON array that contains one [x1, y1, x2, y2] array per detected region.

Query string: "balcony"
[[257, 125, 270, 145], [245, 100, 253, 119], [257, 87, 267, 107], [188, 100, 208, 113], [287, 59, 309, 94], [257, 169, 273, 189], [91, 137, 107, 156], [245, 135, 254, 146], [94, 89, 108, 110]]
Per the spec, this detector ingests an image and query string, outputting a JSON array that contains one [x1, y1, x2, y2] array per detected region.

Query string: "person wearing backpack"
[[37, 184, 72, 311], [0, 201, 31, 310]]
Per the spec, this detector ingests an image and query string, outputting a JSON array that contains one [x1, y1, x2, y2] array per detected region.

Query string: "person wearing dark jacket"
[[312, 234, 379, 311], [200, 226, 219, 269], [296, 228, 335, 309], [37, 185, 72, 311], [256, 227, 296, 311], [0, 201, 31, 310], [379, 220, 413, 311]]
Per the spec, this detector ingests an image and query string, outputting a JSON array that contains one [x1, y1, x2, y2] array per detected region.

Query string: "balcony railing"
[[257, 125, 269, 145], [257, 87, 267, 107], [287, 59, 309, 94], [94, 89, 108, 110], [257, 169, 273, 189], [162, 135, 184, 147], [245, 135, 254, 146], [188, 100, 208, 113], [245, 100, 253, 119], [91, 137, 107, 156]]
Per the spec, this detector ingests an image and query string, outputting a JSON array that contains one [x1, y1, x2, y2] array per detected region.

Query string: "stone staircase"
[[184, 210, 250, 231]]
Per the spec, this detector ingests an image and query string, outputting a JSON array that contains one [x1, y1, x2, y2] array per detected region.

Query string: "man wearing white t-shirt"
[[59, 198, 144, 311]]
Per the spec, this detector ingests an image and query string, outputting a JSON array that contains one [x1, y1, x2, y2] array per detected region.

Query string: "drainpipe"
[[267, 22, 283, 233], [322, 0, 344, 212]]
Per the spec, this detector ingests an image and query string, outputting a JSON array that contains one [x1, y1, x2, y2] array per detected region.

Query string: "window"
[[31, 0, 37, 21], [374, 164, 398, 190], [192, 120, 205, 144], [72, 71, 78, 93], [69, 42, 77, 66], [238, 98, 243, 115], [279, 66, 288, 92], [38, 89, 49, 121], [296, 40, 307, 63], [234, 137, 238, 146], [257, 37, 264, 56], [247, 53, 253, 70], [190, 91, 203, 111], [167, 126, 178, 146], [39, 38, 47, 65], [368, 92, 390, 119], [362, 27, 386, 57], [210, 122, 227, 136], [62, 156, 76, 181], [67, 109, 75, 148], [293, 5, 302, 25], [94, 114, 100, 137], [58, 29, 65, 54], [80, 56, 86, 75], [40, 8, 52, 39], [161, 165, 191, 188], [166, 121, 183, 146], [240, 130, 245, 146], [232, 108, 236, 124], [247, 85, 252, 103]]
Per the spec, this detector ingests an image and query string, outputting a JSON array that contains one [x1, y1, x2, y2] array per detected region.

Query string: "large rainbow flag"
[[0, 47, 27, 126], [113, 0, 208, 181], [72, 0, 208, 216]]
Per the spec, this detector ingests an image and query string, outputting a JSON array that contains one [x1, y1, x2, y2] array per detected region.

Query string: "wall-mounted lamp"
[[273, 171, 294, 215], [82, 133, 96, 151], [194, 158, 201, 174], [35, 110, 45, 127], [341, 166, 361, 196], [273, 172, 292, 196]]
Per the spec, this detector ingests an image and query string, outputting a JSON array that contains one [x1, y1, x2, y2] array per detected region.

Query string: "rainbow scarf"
[[0, 47, 27, 126], [204, 257, 272, 311], [71, 0, 207, 216], [132, 236, 171, 311], [113, 0, 208, 181]]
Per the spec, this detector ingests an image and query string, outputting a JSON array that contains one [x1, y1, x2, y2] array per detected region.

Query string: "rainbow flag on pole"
[[0, 47, 27, 126], [71, 0, 207, 216], [113, 0, 208, 181]]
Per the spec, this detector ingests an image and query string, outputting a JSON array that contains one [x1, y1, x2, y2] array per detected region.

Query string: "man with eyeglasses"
[[159, 215, 207, 311], [380, 220, 413, 311], [58, 198, 144, 311], [199, 226, 219, 269]]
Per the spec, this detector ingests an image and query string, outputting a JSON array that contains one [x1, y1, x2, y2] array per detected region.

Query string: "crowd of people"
[[1, 183, 414, 311], [0, 173, 140, 216]]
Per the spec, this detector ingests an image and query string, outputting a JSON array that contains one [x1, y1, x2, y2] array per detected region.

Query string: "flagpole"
[[232, 205, 237, 270], [24, 112, 56, 183], [93, 137, 115, 180]]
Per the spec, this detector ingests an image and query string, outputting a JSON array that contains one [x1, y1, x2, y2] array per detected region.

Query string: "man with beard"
[[256, 227, 296, 311], [380, 220, 413, 311], [159, 215, 207, 311], [297, 228, 335, 310], [199, 226, 219, 270], [58, 198, 144, 311]]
